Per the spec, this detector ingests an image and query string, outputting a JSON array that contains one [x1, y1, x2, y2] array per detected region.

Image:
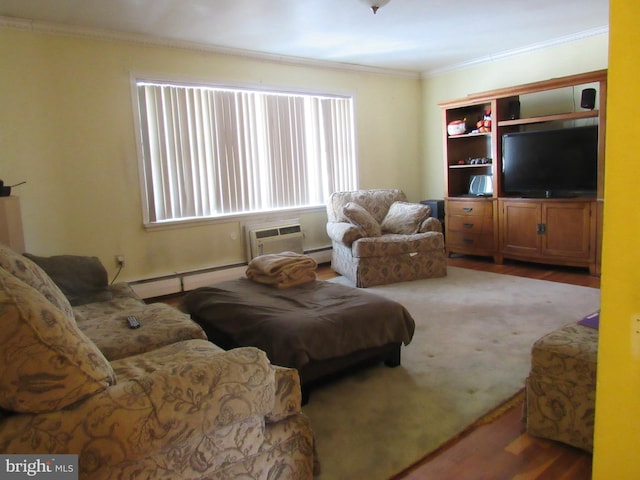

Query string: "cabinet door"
[[541, 202, 592, 259], [500, 200, 541, 255]]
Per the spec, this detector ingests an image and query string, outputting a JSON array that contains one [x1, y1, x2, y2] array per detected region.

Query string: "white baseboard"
[[130, 277, 182, 299], [306, 247, 332, 264], [182, 266, 247, 291], [129, 247, 332, 299]]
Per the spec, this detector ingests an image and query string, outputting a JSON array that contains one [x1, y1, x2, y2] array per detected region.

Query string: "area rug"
[[302, 266, 600, 480]]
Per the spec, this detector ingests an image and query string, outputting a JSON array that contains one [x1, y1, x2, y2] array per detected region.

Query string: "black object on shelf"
[[420, 199, 445, 222], [0, 180, 26, 197]]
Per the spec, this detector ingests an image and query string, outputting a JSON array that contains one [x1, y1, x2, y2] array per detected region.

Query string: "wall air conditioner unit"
[[247, 222, 304, 260]]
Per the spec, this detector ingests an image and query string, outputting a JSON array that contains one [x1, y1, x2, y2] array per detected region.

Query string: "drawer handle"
[[463, 222, 474, 228], [463, 238, 474, 244], [462, 207, 473, 212]]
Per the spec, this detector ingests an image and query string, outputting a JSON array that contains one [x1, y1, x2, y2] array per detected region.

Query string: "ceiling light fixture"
[[363, 0, 390, 14]]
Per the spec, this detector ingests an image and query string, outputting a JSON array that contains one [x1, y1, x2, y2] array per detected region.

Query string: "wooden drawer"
[[446, 199, 492, 217], [447, 215, 493, 234], [447, 231, 494, 250]]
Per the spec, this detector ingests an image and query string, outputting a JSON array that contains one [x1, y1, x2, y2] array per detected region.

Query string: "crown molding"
[[1, 16, 608, 81], [0, 16, 421, 80], [422, 25, 609, 78]]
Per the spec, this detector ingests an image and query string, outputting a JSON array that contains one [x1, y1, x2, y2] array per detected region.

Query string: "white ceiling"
[[0, 0, 609, 75]]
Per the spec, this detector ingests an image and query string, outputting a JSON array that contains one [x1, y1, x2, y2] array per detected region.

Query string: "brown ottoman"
[[525, 322, 598, 451], [181, 278, 416, 402]]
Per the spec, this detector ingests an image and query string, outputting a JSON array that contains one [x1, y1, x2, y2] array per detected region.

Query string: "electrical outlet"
[[115, 255, 125, 268]]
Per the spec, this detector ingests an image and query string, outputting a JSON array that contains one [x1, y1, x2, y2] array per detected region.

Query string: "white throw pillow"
[[381, 201, 431, 235], [343, 202, 382, 237]]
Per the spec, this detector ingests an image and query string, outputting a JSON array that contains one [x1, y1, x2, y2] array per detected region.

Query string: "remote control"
[[126, 315, 141, 329]]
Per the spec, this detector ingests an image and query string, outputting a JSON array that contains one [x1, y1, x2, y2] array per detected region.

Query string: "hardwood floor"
[[395, 396, 593, 480], [318, 255, 597, 480]]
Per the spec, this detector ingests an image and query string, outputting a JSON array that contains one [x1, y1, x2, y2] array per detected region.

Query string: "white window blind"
[[136, 81, 357, 224]]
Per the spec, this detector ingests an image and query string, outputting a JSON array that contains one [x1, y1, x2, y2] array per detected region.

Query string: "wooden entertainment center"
[[440, 70, 606, 275]]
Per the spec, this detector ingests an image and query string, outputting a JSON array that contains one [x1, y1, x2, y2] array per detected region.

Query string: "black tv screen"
[[501, 125, 598, 197]]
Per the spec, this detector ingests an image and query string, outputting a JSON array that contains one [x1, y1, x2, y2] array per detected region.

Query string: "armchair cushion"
[[351, 232, 444, 258], [343, 202, 381, 237], [0, 243, 74, 321], [381, 201, 431, 235], [0, 268, 115, 413], [24, 254, 113, 306]]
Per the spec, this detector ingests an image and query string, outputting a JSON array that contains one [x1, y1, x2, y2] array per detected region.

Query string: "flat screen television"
[[501, 125, 598, 198]]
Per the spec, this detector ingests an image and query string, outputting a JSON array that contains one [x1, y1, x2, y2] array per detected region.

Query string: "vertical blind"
[[136, 81, 357, 224]]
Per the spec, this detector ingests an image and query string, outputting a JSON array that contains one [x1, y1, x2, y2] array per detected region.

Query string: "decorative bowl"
[[447, 120, 466, 136]]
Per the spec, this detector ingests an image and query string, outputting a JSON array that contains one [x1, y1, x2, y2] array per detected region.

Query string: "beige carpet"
[[302, 266, 600, 480]]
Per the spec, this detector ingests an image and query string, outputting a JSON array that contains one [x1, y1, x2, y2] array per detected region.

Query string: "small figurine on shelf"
[[476, 108, 492, 133]]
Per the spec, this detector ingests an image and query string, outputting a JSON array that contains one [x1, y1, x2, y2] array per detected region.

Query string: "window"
[[135, 80, 357, 225]]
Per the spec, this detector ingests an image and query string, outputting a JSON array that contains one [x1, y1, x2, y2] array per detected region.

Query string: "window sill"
[[143, 205, 327, 232]]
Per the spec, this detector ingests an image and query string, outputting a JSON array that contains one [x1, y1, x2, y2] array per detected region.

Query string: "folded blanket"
[[247, 270, 317, 289], [246, 252, 317, 289]]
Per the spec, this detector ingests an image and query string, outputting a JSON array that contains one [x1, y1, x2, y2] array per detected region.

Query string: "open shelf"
[[448, 164, 493, 169], [498, 110, 599, 127], [448, 132, 491, 139]]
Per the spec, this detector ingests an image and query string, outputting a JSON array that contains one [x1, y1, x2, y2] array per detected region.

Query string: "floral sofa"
[[0, 243, 317, 479], [525, 322, 598, 452], [326, 189, 447, 287]]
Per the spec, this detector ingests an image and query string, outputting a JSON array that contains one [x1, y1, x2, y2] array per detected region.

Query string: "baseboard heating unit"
[[129, 220, 333, 300], [129, 265, 247, 299]]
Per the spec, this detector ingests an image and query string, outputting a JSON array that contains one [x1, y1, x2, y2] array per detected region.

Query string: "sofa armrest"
[[326, 221, 365, 246], [0, 343, 277, 476], [23, 253, 113, 306], [108, 282, 144, 302], [267, 365, 303, 422], [418, 217, 443, 234]]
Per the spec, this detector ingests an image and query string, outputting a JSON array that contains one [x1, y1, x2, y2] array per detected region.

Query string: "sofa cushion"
[[74, 298, 208, 361], [0, 267, 116, 413], [343, 202, 381, 237], [381, 201, 431, 235], [0, 243, 75, 321], [24, 253, 113, 306], [530, 323, 598, 385]]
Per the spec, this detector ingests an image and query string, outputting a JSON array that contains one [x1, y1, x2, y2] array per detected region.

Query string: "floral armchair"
[[326, 189, 446, 287]]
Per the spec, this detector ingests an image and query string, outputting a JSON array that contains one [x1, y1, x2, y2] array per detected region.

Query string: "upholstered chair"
[[326, 189, 446, 287]]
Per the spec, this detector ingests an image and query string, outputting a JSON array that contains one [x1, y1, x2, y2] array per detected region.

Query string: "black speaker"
[[581, 88, 596, 110], [507, 100, 520, 120], [420, 199, 445, 222]]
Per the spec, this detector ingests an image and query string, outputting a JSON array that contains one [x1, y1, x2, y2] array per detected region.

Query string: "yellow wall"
[[592, 0, 640, 477], [0, 25, 422, 281]]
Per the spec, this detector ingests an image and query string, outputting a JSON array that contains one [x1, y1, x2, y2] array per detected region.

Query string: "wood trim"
[[466, 69, 607, 103]]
